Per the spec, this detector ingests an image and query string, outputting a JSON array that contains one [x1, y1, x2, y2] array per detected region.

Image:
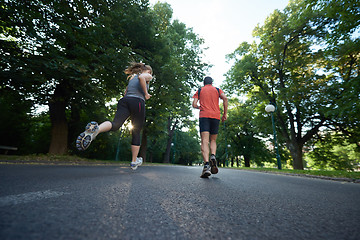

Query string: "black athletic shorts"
[[199, 118, 220, 134]]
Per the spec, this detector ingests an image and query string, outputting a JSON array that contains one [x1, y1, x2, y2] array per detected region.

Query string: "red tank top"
[[193, 85, 223, 120]]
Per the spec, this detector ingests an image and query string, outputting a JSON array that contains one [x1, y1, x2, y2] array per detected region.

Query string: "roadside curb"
[[0, 159, 127, 166], [239, 169, 360, 184]]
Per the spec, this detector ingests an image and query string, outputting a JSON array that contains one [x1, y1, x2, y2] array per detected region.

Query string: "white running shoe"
[[200, 162, 211, 178], [76, 121, 99, 151], [130, 157, 143, 170]]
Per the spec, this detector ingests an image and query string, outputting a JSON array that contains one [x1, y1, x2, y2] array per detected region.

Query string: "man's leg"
[[209, 134, 219, 174], [201, 131, 210, 163], [200, 131, 211, 178], [210, 134, 217, 156]]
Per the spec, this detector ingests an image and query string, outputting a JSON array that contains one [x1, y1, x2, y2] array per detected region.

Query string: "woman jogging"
[[76, 62, 153, 170]]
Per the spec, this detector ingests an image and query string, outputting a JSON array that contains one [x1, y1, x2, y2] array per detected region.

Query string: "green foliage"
[[140, 2, 208, 162], [0, 88, 33, 152], [1, 0, 205, 161], [305, 133, 360, 171], [224, 0, 360, 170], [235, 167, 360, 180], [216, 98, 273, 167], [173, 127, 201, 165], [1, 0, 157, 154]]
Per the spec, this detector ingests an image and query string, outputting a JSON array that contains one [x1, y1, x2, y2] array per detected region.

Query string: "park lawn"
[[0, 154, 167, 166], [233, 167, 360, 180], [0, 154, 129, 165]]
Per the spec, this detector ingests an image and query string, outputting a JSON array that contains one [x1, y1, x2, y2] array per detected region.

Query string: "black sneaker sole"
[[210, 158, 218, 174], [200, 171, 211, 178]]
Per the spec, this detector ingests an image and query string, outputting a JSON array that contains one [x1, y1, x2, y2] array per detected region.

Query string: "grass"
[[1, 154, 359, 181], [0, 154, 128, 165], [229, 166, 360, 181], [0, 154, 168, 166]]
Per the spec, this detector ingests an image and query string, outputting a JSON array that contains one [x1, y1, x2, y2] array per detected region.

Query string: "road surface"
[[0, 164, 359, 239]]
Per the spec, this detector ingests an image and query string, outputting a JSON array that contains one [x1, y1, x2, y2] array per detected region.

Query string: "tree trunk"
[[244, 155, 250, 167], [68, 102, 81, 146], [163, 136, 172, 163], [48, 84, 68, 155], [148, 151, 153, 163], [288, 140, 304, 170], [163, 118, 178, 163]]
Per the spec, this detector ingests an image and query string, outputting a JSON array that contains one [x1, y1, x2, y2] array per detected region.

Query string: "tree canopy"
[[224, 0, 360, 169], [1, 0, 206, 162], [1, 0, 358, 170]]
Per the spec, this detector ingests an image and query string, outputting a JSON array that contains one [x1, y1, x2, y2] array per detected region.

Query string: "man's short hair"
[[204, 76, 213, 85]]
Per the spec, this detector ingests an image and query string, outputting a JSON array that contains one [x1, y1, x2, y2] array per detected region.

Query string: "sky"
[[148, 0, 290, 87]]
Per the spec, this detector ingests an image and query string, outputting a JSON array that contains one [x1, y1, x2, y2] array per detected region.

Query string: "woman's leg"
[[128, 98, 145, 163], [98, 121, 112, 133], [111, 98, 130, 131], [76, 98, 130, 151], [96, 98, 130, 137], [131, 145, 140, 162]]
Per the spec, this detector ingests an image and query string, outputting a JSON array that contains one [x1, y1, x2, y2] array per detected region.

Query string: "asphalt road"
[[0, 164, 359, 240]]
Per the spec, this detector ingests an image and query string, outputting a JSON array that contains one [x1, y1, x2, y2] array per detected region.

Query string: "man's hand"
[[222, 113, 227, 122], [192, 98, 200, 109]]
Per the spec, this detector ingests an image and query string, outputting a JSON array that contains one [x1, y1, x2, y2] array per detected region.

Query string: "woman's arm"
[[139, 73, 152, 100]]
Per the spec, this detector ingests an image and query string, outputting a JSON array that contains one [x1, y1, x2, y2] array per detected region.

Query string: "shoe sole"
[[210, 158, 218, 174], [76, 122, 98, 151], [200, 171, 211, 178], [130, 159, 142, 170], [76, 133, 91, 151], [131, 164, 141, 170]]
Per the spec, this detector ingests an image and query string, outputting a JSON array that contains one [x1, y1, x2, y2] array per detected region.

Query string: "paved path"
[[0, 164, 359, 240]]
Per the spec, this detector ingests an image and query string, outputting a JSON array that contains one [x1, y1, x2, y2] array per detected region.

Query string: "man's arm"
[[220, 93, 228, 121], [192, 98, 200, 109]]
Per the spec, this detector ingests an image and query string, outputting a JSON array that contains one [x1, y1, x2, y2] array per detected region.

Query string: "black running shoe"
[[200, 163, 211, 178], [210, 154, 218, 174]]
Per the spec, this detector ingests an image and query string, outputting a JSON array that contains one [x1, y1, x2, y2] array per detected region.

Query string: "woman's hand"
[[145, 93, 151, 100], [139, 72, 152, 100]]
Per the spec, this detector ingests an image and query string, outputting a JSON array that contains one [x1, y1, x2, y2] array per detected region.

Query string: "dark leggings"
[[111, 97, 145, 146]]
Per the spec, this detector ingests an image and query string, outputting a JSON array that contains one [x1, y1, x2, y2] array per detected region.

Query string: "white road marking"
[[0, 190, 68, 207]]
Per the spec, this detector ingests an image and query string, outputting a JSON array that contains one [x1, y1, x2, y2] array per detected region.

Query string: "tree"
[[173, 126, 201, 166], [216, 98, 273, 167], [225, 0, 360, 169], [305, 132, 360, 171], [1, 0, 156, 154], [138, 2, 209, 162]]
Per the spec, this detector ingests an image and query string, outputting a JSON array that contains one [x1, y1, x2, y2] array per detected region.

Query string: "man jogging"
[[192, 76, 228, 178]]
